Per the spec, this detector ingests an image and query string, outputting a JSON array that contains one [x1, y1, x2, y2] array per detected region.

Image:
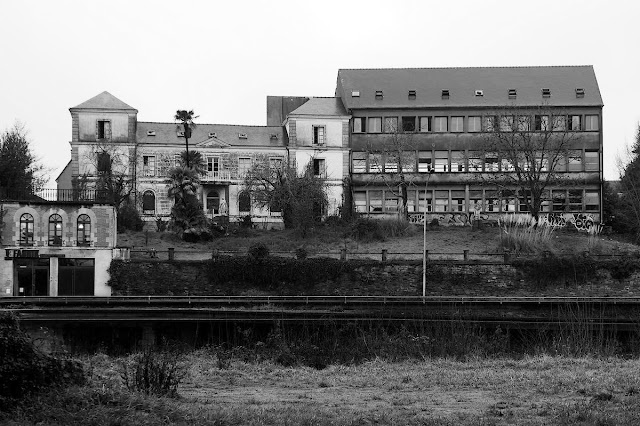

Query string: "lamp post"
[[422, 168, 434, 298]]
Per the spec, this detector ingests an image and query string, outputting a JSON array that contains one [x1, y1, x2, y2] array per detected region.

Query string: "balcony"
[[202, 170, 232, 182], [0, 188, 115, 204]]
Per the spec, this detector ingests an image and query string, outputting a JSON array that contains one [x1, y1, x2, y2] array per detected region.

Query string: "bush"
[[247, 242, 269, 260], [117, 203, 144, 233], [350, 218, 384, 241], [120, 349, 185, 397], [498, 214, 554, 254], [295, 247, 308, 260], [0, 313, 85, 410], [239, 215, 253, 229], [155, 217, 167, 232]]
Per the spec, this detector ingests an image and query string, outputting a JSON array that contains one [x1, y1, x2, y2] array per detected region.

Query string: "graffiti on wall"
[[408, 212, 598, 231]]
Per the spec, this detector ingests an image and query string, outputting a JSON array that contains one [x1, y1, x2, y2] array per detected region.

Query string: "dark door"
[[15, 259, 50, 296], [59, 258, 95, 296]]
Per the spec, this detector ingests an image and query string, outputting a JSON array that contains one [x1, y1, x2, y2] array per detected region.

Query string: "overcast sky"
[[1, 0, 638, 183]]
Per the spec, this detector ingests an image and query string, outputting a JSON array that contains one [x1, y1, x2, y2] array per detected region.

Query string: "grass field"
[[4, 353, 640, 425]]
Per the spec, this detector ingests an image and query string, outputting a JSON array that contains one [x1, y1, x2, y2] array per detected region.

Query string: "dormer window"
[[474, 90, 483, 97], [441, 90, 450, 99], [508, 89, 517, 99], [270, 134, 278, 140], [408, 90, 416, 100], [375, 90, 383, 100], [351, 90, 360, 97], [177, 131, 185, 137], [208, 132, 217, 138], [147, 130, 156, 136], [542, 88, 551, 98], [575, 88, 585, 98], [238, 133, 248, 139]]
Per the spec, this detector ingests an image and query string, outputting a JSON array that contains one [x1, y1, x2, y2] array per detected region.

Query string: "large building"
[[336, 66, 603, 228], [59, 65, 603, 230]]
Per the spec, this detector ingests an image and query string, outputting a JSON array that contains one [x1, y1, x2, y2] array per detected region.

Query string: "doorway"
[[14, 258, 50, 296]]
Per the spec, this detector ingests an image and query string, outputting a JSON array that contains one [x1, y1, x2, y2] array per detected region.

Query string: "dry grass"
[[5, 354, 640, 425]]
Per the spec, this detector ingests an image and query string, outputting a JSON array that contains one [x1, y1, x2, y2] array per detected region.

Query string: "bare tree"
[[615, 124, 640, 239], [366, 120, 420, 220], [477, 104, 582, 220]]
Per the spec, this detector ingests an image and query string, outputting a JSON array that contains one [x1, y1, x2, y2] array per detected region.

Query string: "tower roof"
[[70, 91, 137, 112]]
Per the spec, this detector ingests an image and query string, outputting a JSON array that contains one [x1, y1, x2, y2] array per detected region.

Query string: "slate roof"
[[288, 97, 349, 116], [136, 122, 285, 147], [70, 91, 138, 111], [336, 66, 603, 110]]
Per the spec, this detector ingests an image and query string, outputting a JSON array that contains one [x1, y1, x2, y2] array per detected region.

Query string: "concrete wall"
[[292, 117, 346, 148], [78, 112, 131, 143]]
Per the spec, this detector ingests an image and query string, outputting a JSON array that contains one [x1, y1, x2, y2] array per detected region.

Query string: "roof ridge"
[[138, 121, 281, 128], [338, 65, 594, 72]]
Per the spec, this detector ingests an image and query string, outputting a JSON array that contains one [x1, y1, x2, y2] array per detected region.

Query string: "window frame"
[[312, 125, 326, 145], [76, 214, 91, 247], [20, 213, 34, 246], [433, 116, 448, 133], [450, 116, 464, 133], [48, 214, 63, 247], [143, 155, 156, 177]]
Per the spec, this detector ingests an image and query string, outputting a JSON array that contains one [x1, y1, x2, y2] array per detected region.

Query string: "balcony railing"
[[0, 188, 114, 204], [202, 170, 232, 182]]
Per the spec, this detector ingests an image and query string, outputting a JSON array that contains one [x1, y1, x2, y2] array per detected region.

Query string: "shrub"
[[498, 214, 554, 253], [295, 247, 308, 260], [247, 242, 270, 260], [0, 313, 85, 410], [120, 349, 185, 397], [239, 215, 253, 228], [117, 203, 144, 233], [350, 218, 384, 241], [155, 217, 167, 232]]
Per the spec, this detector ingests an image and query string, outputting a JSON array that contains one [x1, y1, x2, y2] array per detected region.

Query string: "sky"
[[1, 0, 638, 184]]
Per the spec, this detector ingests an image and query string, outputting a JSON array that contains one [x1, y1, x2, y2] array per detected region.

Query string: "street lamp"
[[422, 167, 435, 298]]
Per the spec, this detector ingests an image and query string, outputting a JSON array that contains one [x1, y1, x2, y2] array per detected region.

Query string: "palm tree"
[[174, 110, 198, 168]]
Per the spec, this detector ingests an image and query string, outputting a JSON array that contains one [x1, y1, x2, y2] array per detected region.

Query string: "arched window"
[[207, 190, 220, 214], [20, 213, 34, 246], [238, 191, 251, 213], [142, 190, 156, 215], [48, 214, 63, 246], [77, 214, 91, 246]]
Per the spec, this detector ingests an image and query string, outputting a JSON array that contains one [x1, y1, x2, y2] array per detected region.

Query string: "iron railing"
[[0, 188, 113, 204]]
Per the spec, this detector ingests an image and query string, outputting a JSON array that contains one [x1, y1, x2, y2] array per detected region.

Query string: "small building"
[[0, 189, 117, 297]]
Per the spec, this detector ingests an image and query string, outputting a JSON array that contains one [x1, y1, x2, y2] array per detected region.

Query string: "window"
[[353, 117, 366, 133], [354, 191, 367, 213], [433, 117, 447, 132], [368, 117, 382, 133], [406, 190, 417, 212], [77, 214, 91, 247], [375, 90, 383, 100], [369, 190, 383, 212], [313, 126, 325, 145], [519, 191, 532, 212], [552, 190, 566, 212], [484, 115, 497, 132], [384, 117, 398, 133], [384, 155, 398, 173], [575, 88, 585, 98], [238, 157, 252, 177], [451, 191, 465, 212], [434, 151, 449, 172], [542, 88, 551, 98], [97, 120, 110, 140], [269, 157, 283, 171], [451, 151, 465, 172], [207, 157, 220, 175], [20, 213, 34, 246], [470, 190, 483, 212], [569, 115, 581, 131], [369, 153, 383, 173], [419, 117, 431, 132], [401, 151, 416, 172], [553, 115, 566, 131], [501, 157, 515, 172], [486, 194, 499, 212], [441, 90, 450, 99], [97, 151, 111, 173], [384, 192, 398, 212], [450, 117, 464, 133], [475, 90, 484, 97], [484, 153, 499, 172], [402, 116, 416, 132], [48, 214, 63, 246], [534, 115, 549, 131], [238, 191, 251, 213], [313, 158, 326, 177], [468, 116, 481, 132], [568, 152, 583, 172], [585, 115, 599, 131], [535, 155, 549, 172], [143, 155, 156, 177], [418, 151, 432, 173], [468, 152, 483, 172], [408, 90, 416, 100], [435, 190, 449, 212], [585, 191, 599, 211], [58, 259, 95, 296], [142, 190, 155, 215], [352, 152, 367, 173], [517, 116, 531, 131], [585, 150, 599, 171], [500, 116, 514, 132], [418, 190, 433, 212], [568, 190, 582, 211], [508, 89, 517, 99]]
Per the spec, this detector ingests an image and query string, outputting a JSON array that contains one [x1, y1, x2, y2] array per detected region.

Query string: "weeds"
[[120, 348, 185, 397], [498, 214, 554, 254]]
